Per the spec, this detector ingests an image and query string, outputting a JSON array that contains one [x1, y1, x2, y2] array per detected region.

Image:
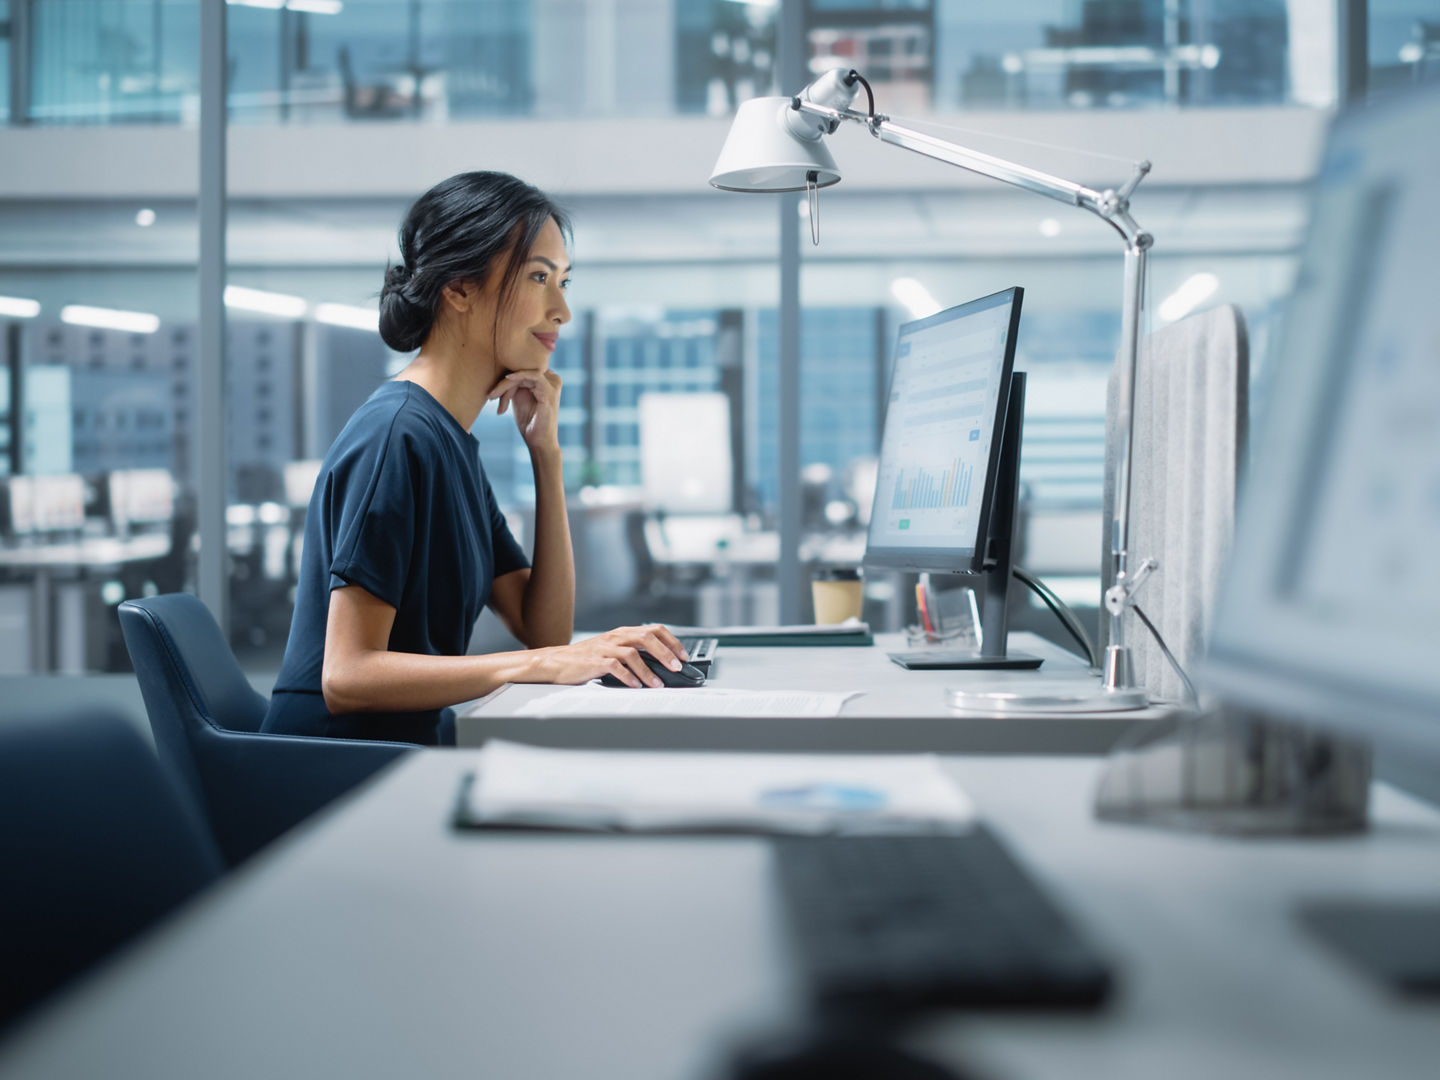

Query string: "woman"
[[264, 171, 688, 746]]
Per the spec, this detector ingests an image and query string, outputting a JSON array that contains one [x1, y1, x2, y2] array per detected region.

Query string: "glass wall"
[[7, 0, 1351, 126], [1369, 0, 1440, 95], [0, 232, 198, 674], [1, 1, 11, 122], [29, 0, 199, 124]]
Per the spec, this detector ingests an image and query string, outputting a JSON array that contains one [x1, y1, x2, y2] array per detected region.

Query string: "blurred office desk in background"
[[2, 750, 1438, 1080], [456, 632, 1177, 755], [0, 534, 173, 673]]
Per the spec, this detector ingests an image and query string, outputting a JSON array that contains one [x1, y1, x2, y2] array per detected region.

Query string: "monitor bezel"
[[862, 286, 1023, 576]]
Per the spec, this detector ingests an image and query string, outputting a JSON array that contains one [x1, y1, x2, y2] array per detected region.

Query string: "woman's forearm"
[[321, 647, 543, 715], [518, 445, 575, 646]]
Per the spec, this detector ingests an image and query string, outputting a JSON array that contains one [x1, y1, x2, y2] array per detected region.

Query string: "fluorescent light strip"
[[224, 285, 308, 318], [226, 0, 344, 12], [314, 302, 380, 332], [60, 305, 160, 334], [0, 295, 42, 319], [1157, 272, 1219, 323], [890, 277, 942, 320]]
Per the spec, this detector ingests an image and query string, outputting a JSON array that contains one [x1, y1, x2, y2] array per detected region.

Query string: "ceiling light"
[[135, 208, 157, 227], [1157, 272, 1219, 323], [314, 302, 380, 331], [1039, 217, 1062, 238], [0, 296, 42, 318], [61, 305, 160, 334], [224, 285, 307, 318], [286, 0, 344, 13], [890, 278, 942, 320], [225, 0, 286, 9]]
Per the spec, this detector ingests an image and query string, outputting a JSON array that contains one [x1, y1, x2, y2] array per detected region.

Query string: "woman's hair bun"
[[379, 263, 428, 353], [383, 263, 412, 291]]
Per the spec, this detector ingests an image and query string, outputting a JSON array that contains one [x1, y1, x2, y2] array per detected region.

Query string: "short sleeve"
[[484, 470, 529, 578], [327, 429, 418, 609]]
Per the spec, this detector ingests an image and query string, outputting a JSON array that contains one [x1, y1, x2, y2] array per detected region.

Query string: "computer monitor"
[[639, 392, 733, 514], [107, 469, 175, 529], [10, 474, 86, 535], [1203, 86, 1440, 765], [864, 287, 1022, 575], [865, 287, 1038, 670]]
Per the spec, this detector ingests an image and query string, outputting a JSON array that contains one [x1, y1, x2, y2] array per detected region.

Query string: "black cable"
[[1132, 602, 1200, 707], [1010, 566, 1097, 668], [847, 70, 876, 118]]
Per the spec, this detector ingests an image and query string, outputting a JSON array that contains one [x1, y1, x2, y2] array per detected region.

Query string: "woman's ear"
[[440, 280, 473, 313]]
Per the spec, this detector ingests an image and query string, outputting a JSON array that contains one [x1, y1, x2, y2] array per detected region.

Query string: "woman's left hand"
[[489, 370, 563, 452]]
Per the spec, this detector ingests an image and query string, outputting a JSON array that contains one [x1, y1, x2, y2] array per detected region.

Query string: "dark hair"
[[378, 171, 572, 353]]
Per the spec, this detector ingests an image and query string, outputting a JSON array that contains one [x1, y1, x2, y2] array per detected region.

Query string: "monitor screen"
[[863, 287, 1022, 574], [108, 469, 175, 527], [6, 476, 36, 536], [1204, 87, 1440, 758], [11, 474, 86, 533], [639, 392, 733, 514]]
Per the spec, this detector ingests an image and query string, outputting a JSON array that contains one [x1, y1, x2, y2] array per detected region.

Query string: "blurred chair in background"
[[1100, 304, 1249, 702], [0, 709, 224, 1034], [119, 593, 415, 867]]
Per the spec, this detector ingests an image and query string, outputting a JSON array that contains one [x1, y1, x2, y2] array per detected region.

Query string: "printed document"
[[509, 684, 861, 719], [457, 740, 977, 834]]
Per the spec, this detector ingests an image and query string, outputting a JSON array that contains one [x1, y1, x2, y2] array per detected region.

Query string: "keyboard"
[[678, 636, 717, 673], [772, 830, 1113, 1012]]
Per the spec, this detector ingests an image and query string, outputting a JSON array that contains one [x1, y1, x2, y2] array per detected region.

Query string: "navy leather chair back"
[[119, 593, 267, 811], [119, 594, 414, 866], [0, 710, 223, 1034]]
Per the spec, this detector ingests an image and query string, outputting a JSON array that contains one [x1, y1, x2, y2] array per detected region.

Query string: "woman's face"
[[487, 217, 572, 374]]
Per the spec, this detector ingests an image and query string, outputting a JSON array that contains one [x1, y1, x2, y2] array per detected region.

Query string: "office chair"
[[0, 709, 224, 1034], [1100, 304, 1249, 702], [118, 593, 415, 867]]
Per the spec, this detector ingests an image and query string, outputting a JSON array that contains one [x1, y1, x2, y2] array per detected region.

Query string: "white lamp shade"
[[709, 97, 842, 193]]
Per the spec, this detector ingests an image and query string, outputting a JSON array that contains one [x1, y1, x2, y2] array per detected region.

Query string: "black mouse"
[[599, 651, 706, 688]]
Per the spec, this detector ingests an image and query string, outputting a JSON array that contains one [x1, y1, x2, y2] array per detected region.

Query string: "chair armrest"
[[194, 730, 416, 865]]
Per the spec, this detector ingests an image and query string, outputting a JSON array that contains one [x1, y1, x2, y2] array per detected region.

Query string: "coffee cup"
[[811, 566, 864, 625]]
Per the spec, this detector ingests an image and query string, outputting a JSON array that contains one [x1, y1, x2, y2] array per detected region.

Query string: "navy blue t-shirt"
[[264, 381, 529, 745]]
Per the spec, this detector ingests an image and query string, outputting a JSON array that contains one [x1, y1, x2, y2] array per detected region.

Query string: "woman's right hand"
[[527, 624, 690, 689]]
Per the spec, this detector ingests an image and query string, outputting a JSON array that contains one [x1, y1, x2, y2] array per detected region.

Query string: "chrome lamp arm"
[[791, 92, 1154, 701]]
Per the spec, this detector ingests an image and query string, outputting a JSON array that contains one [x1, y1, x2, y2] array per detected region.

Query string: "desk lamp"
[[711, 69, 1153, 710]]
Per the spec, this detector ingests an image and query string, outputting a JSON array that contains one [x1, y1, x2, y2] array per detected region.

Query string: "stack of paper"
[[668, 618, 873, 646], [509, 684, 860, 719], [455, 740, 977, 835]]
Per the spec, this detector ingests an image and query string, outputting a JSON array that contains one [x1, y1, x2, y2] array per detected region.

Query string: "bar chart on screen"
[[872, 301, 1009, 545]]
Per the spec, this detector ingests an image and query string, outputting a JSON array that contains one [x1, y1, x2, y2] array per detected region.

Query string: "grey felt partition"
[[1100, 304, 1249, 703]]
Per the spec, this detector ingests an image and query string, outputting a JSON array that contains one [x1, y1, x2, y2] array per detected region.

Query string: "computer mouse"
[[599, 651, 707, 688]]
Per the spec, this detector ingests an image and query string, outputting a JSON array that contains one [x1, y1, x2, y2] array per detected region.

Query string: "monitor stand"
[[887, 372, 1042, 671]]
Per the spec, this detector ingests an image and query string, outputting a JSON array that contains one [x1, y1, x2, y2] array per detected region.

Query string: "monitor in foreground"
[[1204, 85, 1440, 765], [1097, 86, 1440, 856]]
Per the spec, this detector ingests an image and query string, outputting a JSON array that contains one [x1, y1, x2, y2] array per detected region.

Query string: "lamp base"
[[889, 649, 1043, 671], [947, 686, 1150, 714]]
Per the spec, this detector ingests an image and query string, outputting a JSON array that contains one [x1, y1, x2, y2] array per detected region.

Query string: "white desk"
[[457, 632, 1180, 755], [2, 751, 1438, 1080], [0, 534, 174, 672]]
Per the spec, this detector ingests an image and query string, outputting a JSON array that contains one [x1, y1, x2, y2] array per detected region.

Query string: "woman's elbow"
[[321, 660, 361, 715]]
